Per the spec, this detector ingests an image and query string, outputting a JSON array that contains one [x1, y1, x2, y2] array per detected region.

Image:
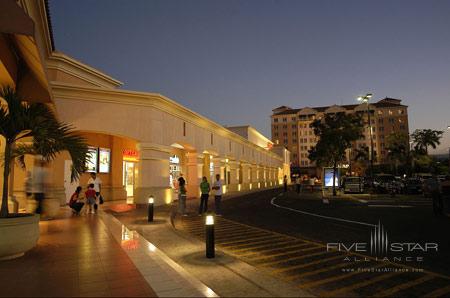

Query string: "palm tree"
[[0, 86, 89, 217], [411, 129, 444, 155]]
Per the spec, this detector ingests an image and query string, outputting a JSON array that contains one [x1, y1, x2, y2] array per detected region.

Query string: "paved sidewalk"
[[0, 206, 218, 297], [111, 188, 312, 297], [0, 209, 156, 297]]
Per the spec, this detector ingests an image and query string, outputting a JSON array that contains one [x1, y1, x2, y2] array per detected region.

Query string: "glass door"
[[123, 161, 135, 197]]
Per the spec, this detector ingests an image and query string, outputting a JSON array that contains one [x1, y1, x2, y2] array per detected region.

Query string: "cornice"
[[47, 52, 123, 88], [50, 82, 283, 162]]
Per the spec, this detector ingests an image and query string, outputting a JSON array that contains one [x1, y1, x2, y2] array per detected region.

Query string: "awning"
[[0, 0, 34, 36], [0, 0, 52, 102]]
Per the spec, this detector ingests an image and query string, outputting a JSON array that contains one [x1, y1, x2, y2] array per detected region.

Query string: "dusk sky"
[[49, 0, 450, 154]]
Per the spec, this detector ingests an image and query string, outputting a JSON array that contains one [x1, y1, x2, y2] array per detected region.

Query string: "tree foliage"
[[0, 86, 89, 217], [308, 113, 364, 195], [411, 129, 443, 155]]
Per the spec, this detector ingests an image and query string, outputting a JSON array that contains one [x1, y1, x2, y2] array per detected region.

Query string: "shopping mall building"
[[0, 0, 290, 208]]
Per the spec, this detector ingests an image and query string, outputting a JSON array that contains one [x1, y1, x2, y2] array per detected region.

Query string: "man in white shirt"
[[87, 173, 103, 209], [212, 174, 223, 215]]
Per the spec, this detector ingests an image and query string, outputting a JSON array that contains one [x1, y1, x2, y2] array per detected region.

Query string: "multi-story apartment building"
[[271, 98, 409, 174]]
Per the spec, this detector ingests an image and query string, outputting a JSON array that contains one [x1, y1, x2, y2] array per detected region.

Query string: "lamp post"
[[357, 93, 374, 186], [205, 214, 215, 258], [148, 195, 154, 222]]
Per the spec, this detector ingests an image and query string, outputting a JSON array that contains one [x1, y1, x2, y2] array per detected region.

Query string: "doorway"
[[123, 161, 135, 197]]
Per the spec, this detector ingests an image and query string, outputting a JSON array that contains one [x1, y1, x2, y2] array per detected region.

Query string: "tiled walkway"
[[0, 209, 157, 297]]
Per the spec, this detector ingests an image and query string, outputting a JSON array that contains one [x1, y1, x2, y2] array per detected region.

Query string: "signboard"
[[85, 147, 98, 173], [323, 167, 340, 187], [99, 148, 111, 173], [170, 155, 180, 164]]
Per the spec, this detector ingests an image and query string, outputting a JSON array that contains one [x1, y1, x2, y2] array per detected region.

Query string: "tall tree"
[[411, 129, 444, 155], [308, 113, 364, 196], [386, 132, 409, 175], [0, 86, 89, 217]]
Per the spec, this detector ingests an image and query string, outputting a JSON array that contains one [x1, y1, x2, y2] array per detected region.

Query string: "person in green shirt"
[[199, 176, 210, 215]]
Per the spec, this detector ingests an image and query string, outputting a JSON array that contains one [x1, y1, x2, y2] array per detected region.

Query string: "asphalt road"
[[220, 187, 450, 277]]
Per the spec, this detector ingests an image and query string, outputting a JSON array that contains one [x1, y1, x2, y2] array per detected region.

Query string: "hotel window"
[[291, 117, 297, 121], [283, 125, 287, 128], [284, 139, 288, 144], [378, 110, 383, 115], [274, 132, 279, 137], [292, 124, 296, 129], [274, 118, 278, 123], [293, 138, 297, 143], [389, 110, 393, 115], [389, 118, 395, 123], [183, 122, 186, 136], [283, 132, 287, 136], [398, 109, 404, 115], [282, 117, 287, 122], [378, 118, 383, 123], [274, 126, 278, 130], [229, 141, 232, 151], [292, 131, 297, 136], [211, 133, 214, 145], [299, 139, 303, 143], [379, 126, 384, 131]]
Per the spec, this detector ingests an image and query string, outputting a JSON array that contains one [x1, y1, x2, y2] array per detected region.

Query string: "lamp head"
[[205, 215, 214, 225], [148, 195, 154, 204]]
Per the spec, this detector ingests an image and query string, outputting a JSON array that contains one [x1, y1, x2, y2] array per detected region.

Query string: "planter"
[[0, 214, 40, 260]]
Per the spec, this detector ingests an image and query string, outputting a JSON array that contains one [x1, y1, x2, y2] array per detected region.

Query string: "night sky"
[[49, 0, 450, 154]]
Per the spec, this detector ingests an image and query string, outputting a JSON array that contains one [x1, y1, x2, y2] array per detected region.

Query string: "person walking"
[[283, 175, 288, 192], [212, 174, 223, 215], [176, 173, 187, 215], [199, 177, 210, 215], [88, 173, 103, 211], [32, 157, 48, 214], [69, 186, 85, 215], [295, 176, 301, 194], [85, 184, 97, 214]]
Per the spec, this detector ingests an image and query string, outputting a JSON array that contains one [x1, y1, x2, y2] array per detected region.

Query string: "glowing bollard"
[[148, 195, 154, 222], [205, 214, 215, 258]]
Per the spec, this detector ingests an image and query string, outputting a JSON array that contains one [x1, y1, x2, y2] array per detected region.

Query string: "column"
[[228, 160, 239, 192], [186, 152, 203, 199], [250, 164, 258, 190], [240, 162, 251, 191], [134, 143, 172, 206]]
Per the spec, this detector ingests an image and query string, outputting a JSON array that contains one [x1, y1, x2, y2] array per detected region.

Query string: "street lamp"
[[148, 195, 154, 222], [357, 93, 375, 186]]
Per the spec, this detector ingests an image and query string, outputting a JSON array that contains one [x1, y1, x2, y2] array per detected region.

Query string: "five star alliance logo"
[[371, 221, 388, 255]]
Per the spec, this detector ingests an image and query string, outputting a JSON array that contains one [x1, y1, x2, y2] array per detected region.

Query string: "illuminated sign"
[[85, 147, 98, 173], [170, 155, 180, 164], [123, 149, 138, 158], [99, 148, 111, 173], [324, 168, 340, 187]]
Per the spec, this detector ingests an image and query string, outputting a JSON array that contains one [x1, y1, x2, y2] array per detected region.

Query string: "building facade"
[[0, 0, 290, 209], [271, 98, 409, 175]]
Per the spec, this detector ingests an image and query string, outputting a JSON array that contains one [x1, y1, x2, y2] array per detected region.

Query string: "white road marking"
[[368, 205, 412, 208], [358, 199, 368, 203], [270, 196, 376, 228]]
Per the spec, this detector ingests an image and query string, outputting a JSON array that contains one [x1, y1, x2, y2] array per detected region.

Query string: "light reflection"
[[203, 287, 217, 297], [121, 225, 139, 251], [148, 243, 156, 252]]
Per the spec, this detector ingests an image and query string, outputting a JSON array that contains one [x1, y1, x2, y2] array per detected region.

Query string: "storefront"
[[169, 154, 182, 190], [123, 149, 138, 198]]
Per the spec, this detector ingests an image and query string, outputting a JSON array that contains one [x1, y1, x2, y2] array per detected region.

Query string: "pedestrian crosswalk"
[[176, 215, 450, 297]]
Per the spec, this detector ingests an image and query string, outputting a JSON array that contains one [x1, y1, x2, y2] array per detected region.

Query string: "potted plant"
[[0, 86, 88, 260]]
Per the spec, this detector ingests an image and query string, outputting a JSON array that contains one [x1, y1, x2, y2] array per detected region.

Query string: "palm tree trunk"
[[1, 141, 11, 217]]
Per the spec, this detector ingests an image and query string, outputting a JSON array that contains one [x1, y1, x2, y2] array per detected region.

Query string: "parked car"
[[343, 176, 364, 193], [404, 178, 422, 194], [374, 174, 395, 193]]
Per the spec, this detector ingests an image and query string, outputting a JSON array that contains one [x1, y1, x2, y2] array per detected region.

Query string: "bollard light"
[[148, 195, 154, 222], [205, 214, 215, 258]]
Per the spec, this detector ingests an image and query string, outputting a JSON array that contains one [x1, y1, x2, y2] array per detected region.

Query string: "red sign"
[[123, 149, 138, 158]]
